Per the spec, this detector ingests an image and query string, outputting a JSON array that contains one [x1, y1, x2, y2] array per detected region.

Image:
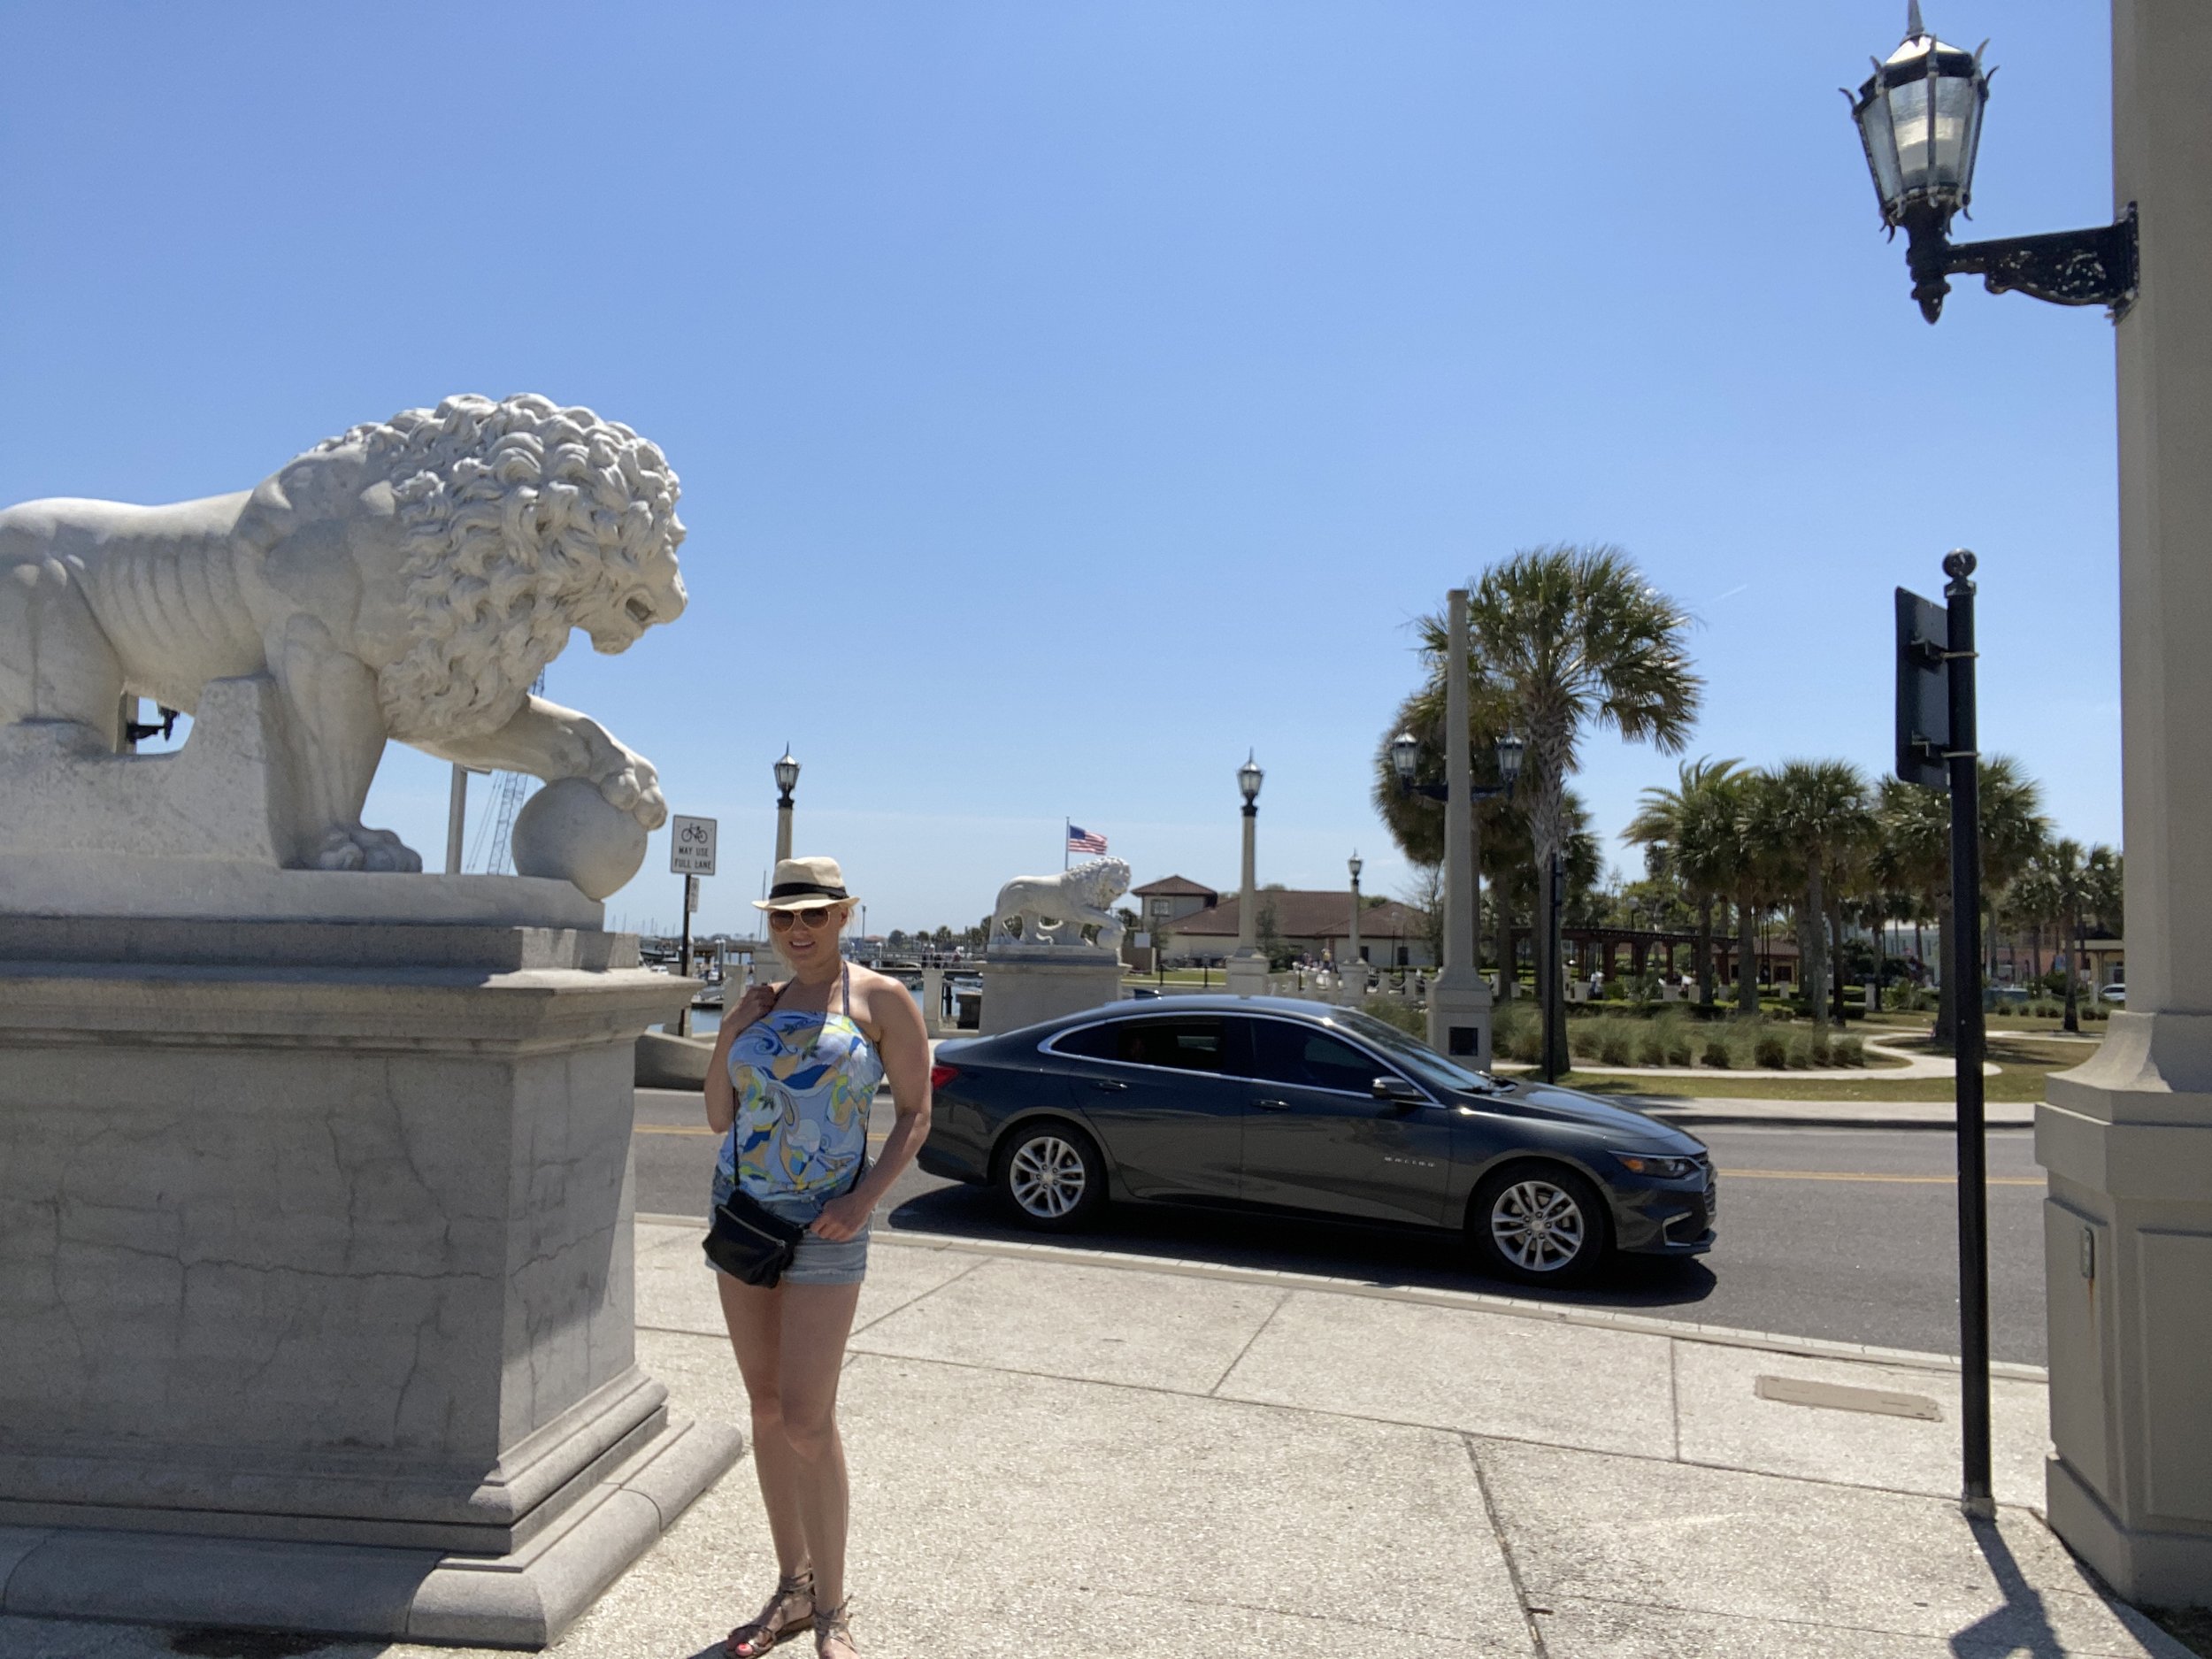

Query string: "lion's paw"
[[595, 755, 667, 832], [311, 826, 424, 874]]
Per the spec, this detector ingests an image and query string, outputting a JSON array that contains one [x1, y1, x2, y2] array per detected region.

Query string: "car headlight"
[[1608, 1149, 1701, 1179]]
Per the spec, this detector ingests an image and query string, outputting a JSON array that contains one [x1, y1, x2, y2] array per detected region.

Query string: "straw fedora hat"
[[752, 855, 859, 911]]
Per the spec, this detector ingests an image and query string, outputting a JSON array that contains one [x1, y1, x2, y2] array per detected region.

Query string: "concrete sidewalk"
[[0, 1223, 2185, 1658]]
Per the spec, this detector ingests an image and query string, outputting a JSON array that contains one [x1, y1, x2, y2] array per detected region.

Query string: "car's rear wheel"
[[1471, 1164, 1609, 1286], [995, 1120, 1107, 1231]]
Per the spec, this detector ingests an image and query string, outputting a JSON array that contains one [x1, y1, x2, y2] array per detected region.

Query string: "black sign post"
[[1895, 550, 1993, 1522]]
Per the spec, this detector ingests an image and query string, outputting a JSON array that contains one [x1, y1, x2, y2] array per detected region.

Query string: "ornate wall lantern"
[[1848, 4, 2136, 322]]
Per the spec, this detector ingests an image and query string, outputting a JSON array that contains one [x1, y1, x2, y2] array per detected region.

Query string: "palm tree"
[[1874, 757, 2047, 1043], [1746, 762, 1872, 1028], [1625, 757, 1746, 1008], [2043, 840, 2123, 1033], [1414, 546, 1701, 1020]]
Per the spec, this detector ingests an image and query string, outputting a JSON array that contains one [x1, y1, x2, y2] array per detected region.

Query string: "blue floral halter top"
[[717, 967, 882, 1202]]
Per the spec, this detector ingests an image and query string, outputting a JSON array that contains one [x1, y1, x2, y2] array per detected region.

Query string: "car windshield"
[[1331, 1010, 1496, 1094]]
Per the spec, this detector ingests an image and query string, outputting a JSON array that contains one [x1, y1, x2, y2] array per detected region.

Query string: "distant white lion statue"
[[992, 856, 1132, 950], [0, 394, 686, 872]]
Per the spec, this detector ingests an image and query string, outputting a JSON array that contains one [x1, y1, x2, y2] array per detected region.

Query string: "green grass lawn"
[[1555, 1030, 2093, 1102]]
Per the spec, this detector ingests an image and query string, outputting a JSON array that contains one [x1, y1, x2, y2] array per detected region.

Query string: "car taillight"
[[929, 1063, 959, 1091]]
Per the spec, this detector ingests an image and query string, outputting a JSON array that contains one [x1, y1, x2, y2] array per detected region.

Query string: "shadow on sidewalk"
[[1950, 1517, 2065, 1658], [881, 1184, 1717, 1311]]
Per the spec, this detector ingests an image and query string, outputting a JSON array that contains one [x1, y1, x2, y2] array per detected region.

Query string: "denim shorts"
[[743, 1189, 872, 1286]]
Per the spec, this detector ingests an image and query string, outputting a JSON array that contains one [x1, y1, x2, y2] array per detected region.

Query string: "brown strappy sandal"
[[726, 1568, 815, 1656], [814, 1597, 858, 1657]]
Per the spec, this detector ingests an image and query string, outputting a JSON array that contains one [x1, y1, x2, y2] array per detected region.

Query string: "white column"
[[2039, 0, 2212, 1603], [1226, 798, 1268, 995], [774, 800, 794, 865], [1342, 876, 1363, 1006], [1427, 588, 1493, 1066]]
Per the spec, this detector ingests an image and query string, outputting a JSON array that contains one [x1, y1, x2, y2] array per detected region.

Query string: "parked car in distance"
[[2101, 982, 2126, 1004], [919, 995, 1715, 1286]]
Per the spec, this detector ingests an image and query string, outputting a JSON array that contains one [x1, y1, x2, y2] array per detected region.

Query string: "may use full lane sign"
[[670, 815, 718, 877]]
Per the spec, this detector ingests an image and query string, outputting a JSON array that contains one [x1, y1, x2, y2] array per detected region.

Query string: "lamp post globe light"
[[1225, 752, 1270, 995], [772, 745, 800, 864], [1849, 4, 2137, 324]]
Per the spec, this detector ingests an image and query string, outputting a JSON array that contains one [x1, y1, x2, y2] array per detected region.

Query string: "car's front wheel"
[[1471, 1164, 1609, 1286], [995, 1120, 1107, 1231]]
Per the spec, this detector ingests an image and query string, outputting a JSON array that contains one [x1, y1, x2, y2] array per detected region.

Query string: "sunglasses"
[[768, 906, 840, 931]]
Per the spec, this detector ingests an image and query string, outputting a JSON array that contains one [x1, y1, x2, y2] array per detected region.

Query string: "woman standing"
[[707, 856, 932, 1659]]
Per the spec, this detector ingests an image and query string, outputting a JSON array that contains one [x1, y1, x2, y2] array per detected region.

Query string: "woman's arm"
[[704, 980, 779, 1134], [810, 972, 932, 1241]]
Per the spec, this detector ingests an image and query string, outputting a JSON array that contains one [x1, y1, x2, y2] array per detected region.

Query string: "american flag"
[[1067, 823, 1109, 855]]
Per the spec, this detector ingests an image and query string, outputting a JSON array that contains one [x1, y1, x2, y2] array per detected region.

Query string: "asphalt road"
[[634, 1090, 2048, 1366]]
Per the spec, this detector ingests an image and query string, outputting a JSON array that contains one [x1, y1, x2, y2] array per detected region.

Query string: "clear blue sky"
[[0, 2, 2120, 936]]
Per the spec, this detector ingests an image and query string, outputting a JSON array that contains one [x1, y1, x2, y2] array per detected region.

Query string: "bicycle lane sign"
[[670, 815, 718, 877]]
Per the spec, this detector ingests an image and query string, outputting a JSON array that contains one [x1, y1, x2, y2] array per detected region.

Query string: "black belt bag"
[[703, 1149, 869, 1288], [703, 1187, 808, 1286]]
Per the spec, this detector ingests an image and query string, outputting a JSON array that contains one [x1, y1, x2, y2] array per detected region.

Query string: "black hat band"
[[769, 880, 849, 901]]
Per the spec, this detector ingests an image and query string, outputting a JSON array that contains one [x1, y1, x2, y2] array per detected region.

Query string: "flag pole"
[[1064, 818, 1070, 871]]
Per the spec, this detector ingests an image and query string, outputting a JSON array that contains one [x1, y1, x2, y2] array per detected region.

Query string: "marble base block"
[[0, 920, 739, 1647], [1222, 951, 1271, 998], [979, 952, 1125, 1035]]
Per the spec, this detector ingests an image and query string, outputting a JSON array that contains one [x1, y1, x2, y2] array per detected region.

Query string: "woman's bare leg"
[[776, 1280, 865, 1620], [717, 1271, 810, 1578]]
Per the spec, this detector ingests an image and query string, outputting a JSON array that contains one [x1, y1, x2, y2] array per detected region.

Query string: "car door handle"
[[1251, 1097, 1290, 1111], [1092, 1079, 1129, 1092]]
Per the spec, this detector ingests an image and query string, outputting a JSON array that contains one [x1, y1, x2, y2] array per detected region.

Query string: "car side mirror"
[[1371, 1077, 1425, 1109]]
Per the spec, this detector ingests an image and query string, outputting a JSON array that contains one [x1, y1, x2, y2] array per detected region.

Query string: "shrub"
[[1569, 1022, 1601, 1059], [1807, 1031, 1832, 1067], [1599, 1028, 1634, 1066], [1357, 997, 1423, 1037], [1754, 1033, 1789, 1070], [1835, 1035, 1866, 1067], [1637, 1029, 1667, 1065], [1666, 1031, 1694, 1067], [1701, 1036, 1732, 1069]]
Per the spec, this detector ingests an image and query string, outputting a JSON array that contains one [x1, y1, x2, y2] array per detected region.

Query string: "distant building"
[[1130, 875, 1219, 931], [1156, 889, 1435, 969]]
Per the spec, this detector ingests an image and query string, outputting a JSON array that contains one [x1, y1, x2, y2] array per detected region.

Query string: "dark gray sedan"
[[918, 995, 1716, 1286]]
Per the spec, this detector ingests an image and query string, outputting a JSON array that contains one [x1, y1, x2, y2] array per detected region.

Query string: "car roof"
[[935, 995, 1381, 1056]]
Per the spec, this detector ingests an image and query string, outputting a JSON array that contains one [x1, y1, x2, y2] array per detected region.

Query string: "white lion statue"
[[0, 394, 685, 872], [991, 856, 1133, 951]]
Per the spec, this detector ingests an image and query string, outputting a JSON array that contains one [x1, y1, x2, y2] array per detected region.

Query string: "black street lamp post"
[[1848, 4, 2137, 325]]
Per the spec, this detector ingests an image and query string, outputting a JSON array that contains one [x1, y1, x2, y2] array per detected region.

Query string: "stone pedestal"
[[0, 917, 741, 1646], [2035, 0, 2212, 1608], [979, 950, 1125, 1036], [1223, 950, 1271, 998], [1426, 970, 1494, 1071]]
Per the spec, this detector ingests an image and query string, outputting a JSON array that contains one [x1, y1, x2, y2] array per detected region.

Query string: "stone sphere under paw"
[[510, 778, 648, 900]]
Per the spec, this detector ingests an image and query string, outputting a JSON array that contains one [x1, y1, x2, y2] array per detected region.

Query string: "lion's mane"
[[1066, 856, 1132, 909], [269, 394, 684, 742]]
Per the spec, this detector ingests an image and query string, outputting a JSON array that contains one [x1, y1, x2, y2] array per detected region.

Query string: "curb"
[[1637, 1104, 2039, 1132], [633, 1212, 2048, 1385]]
